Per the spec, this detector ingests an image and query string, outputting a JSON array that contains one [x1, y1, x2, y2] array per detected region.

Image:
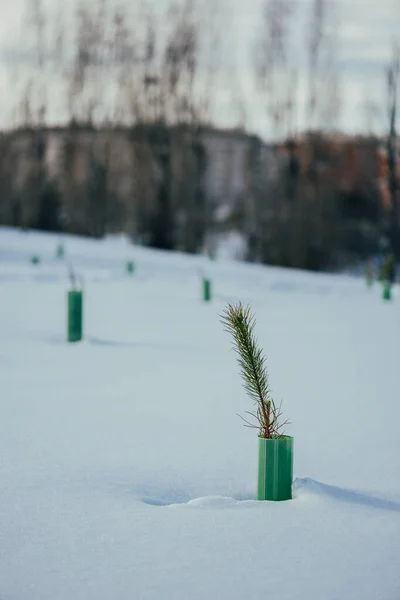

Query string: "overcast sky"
[[0, 0, 398, 140]]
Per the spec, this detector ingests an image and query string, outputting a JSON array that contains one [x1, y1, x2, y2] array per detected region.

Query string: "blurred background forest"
[[0, 0, 399, 271]]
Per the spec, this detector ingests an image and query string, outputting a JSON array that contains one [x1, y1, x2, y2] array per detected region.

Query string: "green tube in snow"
[[257, 436, 293, 501], [203, 278, 211, 301], [126, 260, 135, 274], [68, 290, 83, 342], [383, 281, 391, 301]]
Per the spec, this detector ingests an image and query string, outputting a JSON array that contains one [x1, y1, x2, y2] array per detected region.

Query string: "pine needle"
[[221, 302, 289, 438]]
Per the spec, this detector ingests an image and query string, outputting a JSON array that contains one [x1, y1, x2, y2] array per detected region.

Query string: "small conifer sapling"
[[221, 302, 289, 439]]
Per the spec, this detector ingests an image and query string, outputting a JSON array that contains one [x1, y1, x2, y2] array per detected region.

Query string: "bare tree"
[[306, 0, 325, 128], [254, 0, 297, 141], [110, 0, 213, 251], [251, 0, 291, 261], [302, 0, 343, 267], [67, 0, 111, 124], [10, 0, 52, 231], [20, 0, 49, 126], [251, 0, 343, 269], [306, 0, 341, 132], [387, 42, 400, 256]]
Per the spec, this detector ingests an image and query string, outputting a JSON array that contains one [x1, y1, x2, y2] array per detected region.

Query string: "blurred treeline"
[[0, 0, 398, 270]]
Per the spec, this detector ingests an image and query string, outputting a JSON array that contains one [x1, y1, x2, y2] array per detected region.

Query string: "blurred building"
[[0, 124, 397, 265], [0, 124, 281, 245]]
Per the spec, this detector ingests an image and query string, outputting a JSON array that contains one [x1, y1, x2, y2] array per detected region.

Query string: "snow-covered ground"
[[1, 226, 400, 600]]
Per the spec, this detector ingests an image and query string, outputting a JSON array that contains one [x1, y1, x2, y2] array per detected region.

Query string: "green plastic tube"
[[203, 278, 211, 301], [31, 255, 40, 265], [383, 282, 391, 301], [257, 436, 293, 501], [126, 260, 135, 274], [68, 290, 83, 342]]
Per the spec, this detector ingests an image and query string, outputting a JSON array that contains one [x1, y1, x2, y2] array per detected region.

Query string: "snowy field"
[[1, 226, 400, 600]]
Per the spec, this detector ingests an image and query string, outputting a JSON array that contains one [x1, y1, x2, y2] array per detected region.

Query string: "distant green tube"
[[31, 255, 40, 265], [257, 436, 293, 501], [203, 278, 211, 302], [383, 281, 391, 301], [68, 290, 83, 342], [126, 260, 135, 274]]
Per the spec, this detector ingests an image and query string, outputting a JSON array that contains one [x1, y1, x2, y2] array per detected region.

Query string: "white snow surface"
[[1, 226, 400, 600]]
